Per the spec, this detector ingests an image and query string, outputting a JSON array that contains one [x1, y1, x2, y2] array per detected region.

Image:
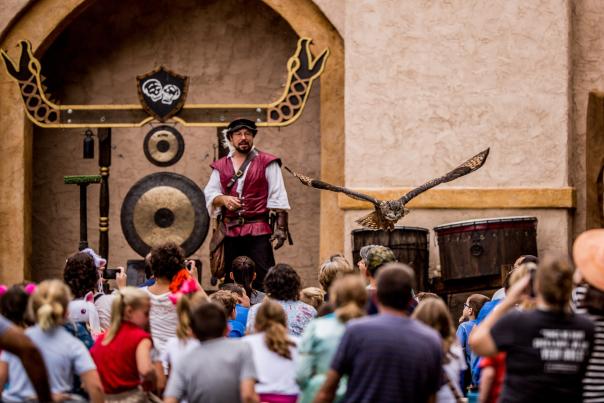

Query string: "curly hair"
[[149, 242, 185, 281], [264, 263, 301, 301], [63, 252, 99, 298], [209, 290, 237, 316]]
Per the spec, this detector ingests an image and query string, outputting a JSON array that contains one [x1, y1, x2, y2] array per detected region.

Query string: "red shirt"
[[90, 321, 151, 394], [479, 352, 506, 403]]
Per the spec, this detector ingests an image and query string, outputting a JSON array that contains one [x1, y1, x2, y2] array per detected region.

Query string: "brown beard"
[[234, 142, 252, 154]]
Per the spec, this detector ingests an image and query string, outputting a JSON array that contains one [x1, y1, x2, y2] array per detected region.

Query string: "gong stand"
[[98, 128, 111, 260], [63, 175, 102, 251]]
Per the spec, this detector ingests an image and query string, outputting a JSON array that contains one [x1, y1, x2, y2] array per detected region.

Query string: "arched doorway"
[[0, 0, 343, 284]]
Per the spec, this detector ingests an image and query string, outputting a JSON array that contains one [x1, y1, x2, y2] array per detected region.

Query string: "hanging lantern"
[[83, 129, 94, 159]]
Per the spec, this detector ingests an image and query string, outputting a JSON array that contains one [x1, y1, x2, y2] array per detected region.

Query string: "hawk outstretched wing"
[[284, 167, 381, 206], [398, 148, 490, 205]]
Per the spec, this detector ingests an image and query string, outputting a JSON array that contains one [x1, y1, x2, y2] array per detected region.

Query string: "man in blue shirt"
[[457, 293, 490, 388], [316, 263, 442, 403]]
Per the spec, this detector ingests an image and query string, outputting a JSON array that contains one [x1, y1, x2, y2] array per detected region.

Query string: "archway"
[[0, 0, 344, 284]]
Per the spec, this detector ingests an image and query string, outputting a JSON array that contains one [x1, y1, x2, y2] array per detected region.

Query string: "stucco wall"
[[31, 0, 321, 286], [343, 1, 572, 270]]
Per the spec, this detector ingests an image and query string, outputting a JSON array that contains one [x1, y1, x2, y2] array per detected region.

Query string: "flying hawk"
[[285, 148, 490, 231]]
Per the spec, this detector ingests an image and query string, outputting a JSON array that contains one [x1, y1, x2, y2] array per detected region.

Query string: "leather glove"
[[270, 211, 292, 250]]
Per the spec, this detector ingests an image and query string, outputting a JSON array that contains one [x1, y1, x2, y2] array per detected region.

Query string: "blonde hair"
[[508, 262, 538, 310], [209, 290, 237, 316], [412, 298, 457, 362], [255, 300, 295, 359], [318, 256, 356, 292], [300, 287, 324, 310], [103, 287, 150, 345], [176, 291, 208, 340], [330, 275, 367, 323], [29, 280, 71, 331]]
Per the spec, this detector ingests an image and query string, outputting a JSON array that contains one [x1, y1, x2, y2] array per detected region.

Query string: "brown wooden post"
[[98, 128, 111, 261], [586, 92, 604, 229]]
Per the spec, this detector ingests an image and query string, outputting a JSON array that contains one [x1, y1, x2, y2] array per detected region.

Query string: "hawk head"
[[379, 200, 409, 223]]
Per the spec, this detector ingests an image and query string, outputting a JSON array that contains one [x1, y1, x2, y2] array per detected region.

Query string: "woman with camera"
[[470, 256, 595, 403]]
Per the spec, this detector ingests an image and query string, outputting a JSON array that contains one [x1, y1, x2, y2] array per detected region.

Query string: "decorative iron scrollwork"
[[1, 38, 329, 128]]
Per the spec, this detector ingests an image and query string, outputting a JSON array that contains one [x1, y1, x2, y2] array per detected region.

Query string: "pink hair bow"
[[24, 283, 37, 295], [0, 285, 8, 297], [168, 278, 201, 305]]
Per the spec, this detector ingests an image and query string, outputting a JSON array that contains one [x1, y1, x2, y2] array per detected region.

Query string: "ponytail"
[[29, 280, 71, 331], [329, 275, 367, 323], [335, 301, 365, 323], [176, 291, 207, 340], [103, 287, 149, 345], [255, 300, 294, 360]]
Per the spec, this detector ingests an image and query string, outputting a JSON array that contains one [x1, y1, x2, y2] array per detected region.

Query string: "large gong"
[[121, 172, 209, 256]]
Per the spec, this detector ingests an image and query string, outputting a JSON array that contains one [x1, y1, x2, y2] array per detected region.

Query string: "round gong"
[[121, 172, 209, 257], [143, 126, 185, 167]]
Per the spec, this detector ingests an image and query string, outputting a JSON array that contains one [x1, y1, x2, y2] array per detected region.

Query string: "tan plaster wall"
[[31, 0, 321, 287], [311, 0, 344, 37], [342, 1, 572, 268]]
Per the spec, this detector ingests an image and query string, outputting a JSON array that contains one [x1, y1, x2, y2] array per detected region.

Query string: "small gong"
[[143, 125, 185, 167]]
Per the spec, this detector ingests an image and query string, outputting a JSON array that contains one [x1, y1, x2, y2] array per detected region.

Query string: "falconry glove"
[[270, 211, 293, 250]]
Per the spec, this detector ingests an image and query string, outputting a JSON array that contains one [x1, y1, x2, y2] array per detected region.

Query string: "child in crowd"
[[163, 302, 258, 403], [0, 280, 104, 402], [413, 297, 466, 403], [162, 281, 207, 375], [231, 256, 266, 305], [296, 275, 367, 403], [63, 251, 102, 338], [90, 287, 162, 401], [221, 283, 250, 335], [0, 285, 33, 400], [318, 255, 355, 301], [209, 290, 243, 337], [142, 242, 191, 355], [244, 299, 300, 403], [247, 264, 316, 337], [300, 287, 325, 310]]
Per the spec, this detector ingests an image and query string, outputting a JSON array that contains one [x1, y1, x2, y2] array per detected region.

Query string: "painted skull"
[[142, 79, 163, 102], [162, 84, 181, 105]]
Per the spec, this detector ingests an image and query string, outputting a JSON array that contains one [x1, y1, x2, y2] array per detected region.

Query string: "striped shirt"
[[573, 285, 604, 403]]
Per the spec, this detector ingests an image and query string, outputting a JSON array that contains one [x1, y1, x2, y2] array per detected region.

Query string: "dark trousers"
[[223, 234, 275, 291]]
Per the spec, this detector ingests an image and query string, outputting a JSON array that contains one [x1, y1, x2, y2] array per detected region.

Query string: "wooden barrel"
[[434, 216, 538, 288], [352, 227, 430, 291]]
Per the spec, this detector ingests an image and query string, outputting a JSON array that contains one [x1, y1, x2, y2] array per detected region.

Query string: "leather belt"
[[223, 214, 269, 229]]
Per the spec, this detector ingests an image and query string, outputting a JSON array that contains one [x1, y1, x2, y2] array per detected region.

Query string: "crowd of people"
[[0, 230, 603, 402]]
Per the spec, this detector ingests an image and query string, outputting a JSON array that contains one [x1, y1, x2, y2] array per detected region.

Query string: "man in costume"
[[204, 118, 291, 290]]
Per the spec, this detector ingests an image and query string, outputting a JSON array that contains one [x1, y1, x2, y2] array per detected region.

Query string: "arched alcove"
[[0, 0, 343, 284], [31, 0, 320, 285]]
